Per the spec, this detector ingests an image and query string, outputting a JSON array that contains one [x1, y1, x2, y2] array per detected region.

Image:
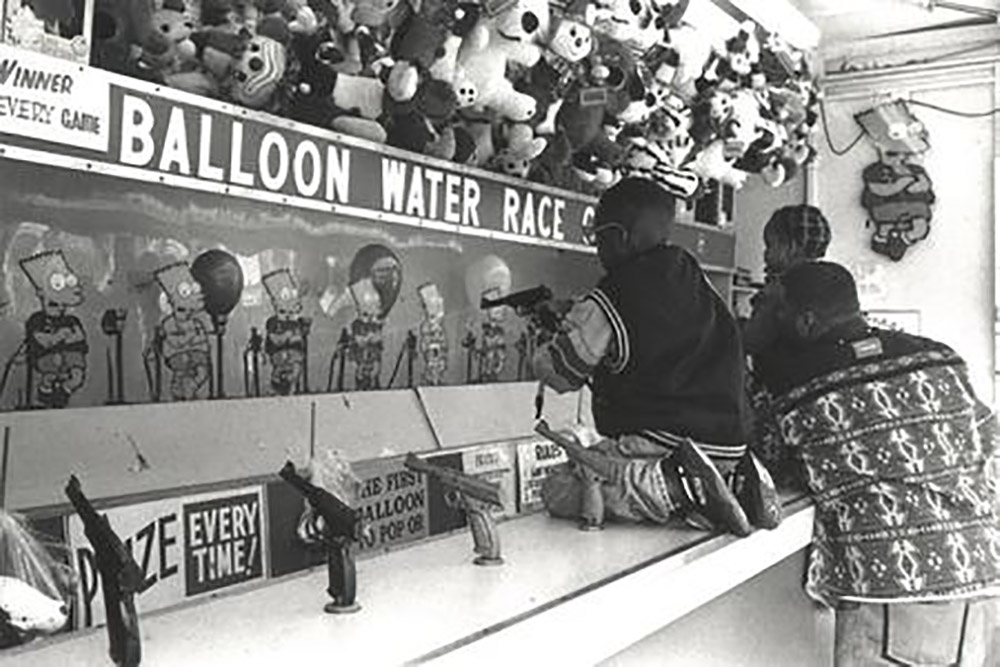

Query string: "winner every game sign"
[[101, 86, 596, 248]]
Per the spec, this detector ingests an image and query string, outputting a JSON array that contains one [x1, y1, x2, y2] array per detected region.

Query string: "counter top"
[[6, 495, 813, 667]]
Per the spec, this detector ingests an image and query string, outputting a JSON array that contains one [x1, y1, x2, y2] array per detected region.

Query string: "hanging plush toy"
[[450, 0, 551, 121], [856, 101, 935, 261]]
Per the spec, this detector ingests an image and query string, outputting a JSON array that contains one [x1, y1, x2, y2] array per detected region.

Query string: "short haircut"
[[595, 178, 677, 232], [780, 261, 860, 320], [764, 205, 831, 259]]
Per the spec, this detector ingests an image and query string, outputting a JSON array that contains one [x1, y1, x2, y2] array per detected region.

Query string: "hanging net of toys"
[[16, 0, 820, 198]]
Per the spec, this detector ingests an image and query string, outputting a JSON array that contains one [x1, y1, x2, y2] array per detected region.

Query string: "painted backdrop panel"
[[0, 159, 601, 412]]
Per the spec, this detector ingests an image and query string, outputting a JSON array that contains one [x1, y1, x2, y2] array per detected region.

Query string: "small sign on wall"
[[0, 44, 110, 151], [68, 485, 266, 629], [517, 438, 569, 513], [864, 309, 921, 335]]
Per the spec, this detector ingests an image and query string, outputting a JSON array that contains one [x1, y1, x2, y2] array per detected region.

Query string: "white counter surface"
[[5, 496, 812, 667]]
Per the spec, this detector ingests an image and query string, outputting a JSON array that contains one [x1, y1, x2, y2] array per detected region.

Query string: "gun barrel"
[[64, 476, 147, 593], [404, 454, 503, 507], [279, 461, 362, 540], [534, 421, 615, 481], [479, 285, 553, 311]]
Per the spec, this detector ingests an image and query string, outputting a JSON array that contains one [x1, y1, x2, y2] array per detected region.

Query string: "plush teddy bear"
[[387, 0, 482, 102], [489, 123, 548, 179], [134, 0, 198, 80], [449, 0, 551, 122], [385, 78, 471, 160]]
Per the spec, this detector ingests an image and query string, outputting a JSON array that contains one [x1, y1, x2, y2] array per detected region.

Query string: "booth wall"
[[813, 63, 996, 401]]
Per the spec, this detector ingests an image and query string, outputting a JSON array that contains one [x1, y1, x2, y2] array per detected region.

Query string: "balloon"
[[348, 245, 401, 318], [464, 255, 512, 309], [191, 249, 244, 317]]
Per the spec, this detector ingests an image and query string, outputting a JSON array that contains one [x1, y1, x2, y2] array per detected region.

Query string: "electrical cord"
[[907, 98, 1000, 117], [819, 99, 866, 156]]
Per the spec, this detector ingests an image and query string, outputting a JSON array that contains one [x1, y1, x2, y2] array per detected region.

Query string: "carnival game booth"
[[0, 0, 827, 661]]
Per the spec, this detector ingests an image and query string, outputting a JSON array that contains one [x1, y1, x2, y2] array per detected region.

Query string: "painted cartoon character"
[[478, 286, 507, 383], [857, 101, 935, 261], [348, 278, 384, 391], [18, 250, 88, 408], [153, 262, 211, 401], [417, 282, 448, 386], [262, 269, 310, 395]]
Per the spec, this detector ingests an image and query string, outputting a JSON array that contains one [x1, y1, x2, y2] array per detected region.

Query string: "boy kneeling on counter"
[[532, 177, 779, 536]]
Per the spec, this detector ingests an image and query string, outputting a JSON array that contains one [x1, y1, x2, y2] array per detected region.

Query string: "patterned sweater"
[[757, 330, 1000, 606]]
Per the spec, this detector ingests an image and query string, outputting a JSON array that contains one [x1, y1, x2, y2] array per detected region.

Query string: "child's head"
[[591, 178, 677, 270], [763, 205, 831, 278]]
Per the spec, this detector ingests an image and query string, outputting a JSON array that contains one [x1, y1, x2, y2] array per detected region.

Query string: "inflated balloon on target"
[[191, 249, 244, 398]]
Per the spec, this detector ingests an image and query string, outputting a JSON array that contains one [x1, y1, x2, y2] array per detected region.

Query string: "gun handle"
[[467, 506, 503, 566], [324, 539, 360, 614], [102, 576, 141, 667], [578, 466, 605, 532]]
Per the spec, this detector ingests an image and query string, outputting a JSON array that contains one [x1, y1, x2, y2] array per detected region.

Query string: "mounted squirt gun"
[[534, 420, 610, 532], [278, 461, 371, 613], [64, 476, 151, 666], [404, 454, 504, 566]]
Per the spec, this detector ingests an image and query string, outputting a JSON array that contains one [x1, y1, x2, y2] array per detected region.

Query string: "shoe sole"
[[677, 440, 751, 537], [734, 454, 782, 530]]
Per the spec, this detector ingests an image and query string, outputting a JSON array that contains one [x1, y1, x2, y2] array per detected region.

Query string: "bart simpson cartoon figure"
[[19, 250, 88, 408], [348, 278, 384, 391], [262, 269, 309, 395], [478, 286, 507, 383], [154, 262, 211, 401], [417, 283, 448, 386]]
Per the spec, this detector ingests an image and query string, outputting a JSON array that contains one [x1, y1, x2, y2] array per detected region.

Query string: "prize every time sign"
[[69, 488, 265, 629], [111, 91, 595, 246]]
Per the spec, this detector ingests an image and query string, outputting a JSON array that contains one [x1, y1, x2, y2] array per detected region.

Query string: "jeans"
[[834, 599, 999, 666]]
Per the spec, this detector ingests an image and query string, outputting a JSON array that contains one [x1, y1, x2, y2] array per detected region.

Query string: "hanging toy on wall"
[[856, 100, 935, 262]]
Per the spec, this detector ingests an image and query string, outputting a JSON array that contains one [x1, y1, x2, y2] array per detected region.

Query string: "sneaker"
[[731, 453, 782, 530], [672, 440, 751, 537]]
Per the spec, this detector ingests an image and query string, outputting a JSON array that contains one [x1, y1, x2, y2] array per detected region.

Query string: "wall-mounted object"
[[856, 101, 936, 261]]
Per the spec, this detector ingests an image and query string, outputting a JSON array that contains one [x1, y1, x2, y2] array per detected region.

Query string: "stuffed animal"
[[387, 0, 482, 102], [591, 0, 659, 54], [230, 19, 291, 109], [687, 139, 748, 189], [698, 20, 760, 92], [520, 0, 596, 133], [450, 0, 551, 121], [665, 23, 713, 102], [92, 0, 156, 75], [385, 78, 466, 159], [135, 0, 198, 80], [489, 123, 548, 178]]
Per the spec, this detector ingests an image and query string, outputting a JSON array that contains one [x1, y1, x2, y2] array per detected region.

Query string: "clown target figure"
[[348, 278, 384, 391], [19, 250, 88, 408], [262, 269, 309, 395], [417, 283, 448, 386], [153, 261, 212, 401]]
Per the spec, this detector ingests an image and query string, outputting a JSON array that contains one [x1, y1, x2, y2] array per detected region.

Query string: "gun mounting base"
[[323, 602, 361, 614], [473, 555, 505, 567]]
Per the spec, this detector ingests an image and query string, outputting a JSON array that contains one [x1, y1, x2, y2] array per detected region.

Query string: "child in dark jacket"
[[533, 178, 780, 536]]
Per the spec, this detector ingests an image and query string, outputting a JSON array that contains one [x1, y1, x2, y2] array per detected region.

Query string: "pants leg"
[[835, 598, 1000, 667]]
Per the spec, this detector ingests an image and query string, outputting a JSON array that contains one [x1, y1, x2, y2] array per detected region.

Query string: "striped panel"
[[587, 289, 630, 374]]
